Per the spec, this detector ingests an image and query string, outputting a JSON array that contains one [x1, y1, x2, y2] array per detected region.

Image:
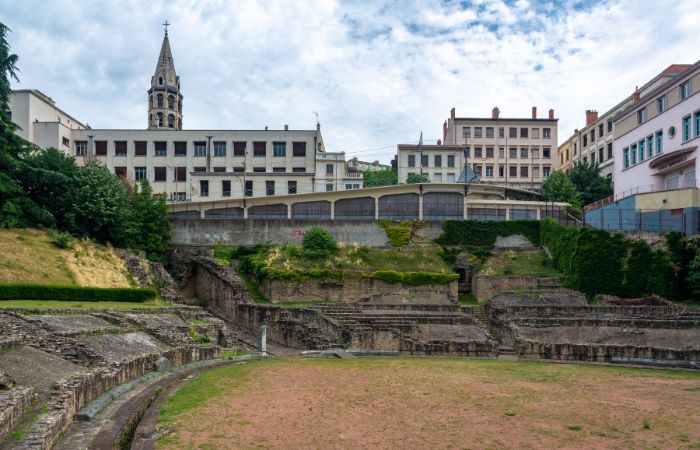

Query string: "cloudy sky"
[[3, 0, 698, 163]]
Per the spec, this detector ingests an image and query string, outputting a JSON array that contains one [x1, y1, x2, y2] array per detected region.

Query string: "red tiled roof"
[[662, 64, 691, 74]]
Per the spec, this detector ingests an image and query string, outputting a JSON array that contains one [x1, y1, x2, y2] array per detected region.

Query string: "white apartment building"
[[398, 107, 557, 191], [557, 64, 691, 182], [8, 30, 362, 202]]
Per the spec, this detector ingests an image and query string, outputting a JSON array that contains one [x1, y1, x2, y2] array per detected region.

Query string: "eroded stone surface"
[[78, 332, 171, 361]]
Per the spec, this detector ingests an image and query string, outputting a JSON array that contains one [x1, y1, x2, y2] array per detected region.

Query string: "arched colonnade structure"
[[168, 183, 570, 222]]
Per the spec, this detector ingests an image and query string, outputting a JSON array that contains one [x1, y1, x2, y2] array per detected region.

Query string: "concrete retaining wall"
[[517, 340, 700, 363], [260, 277, 458, 304], [170, 219, 444, 247]]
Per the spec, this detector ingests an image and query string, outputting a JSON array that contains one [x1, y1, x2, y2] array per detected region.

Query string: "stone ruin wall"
[[472, 275, 557, 301], [0, 385, 35, 443], [260, 277, 458, 304]]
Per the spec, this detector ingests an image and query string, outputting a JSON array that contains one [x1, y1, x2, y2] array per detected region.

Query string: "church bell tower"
[[148, 22, 183, 130]]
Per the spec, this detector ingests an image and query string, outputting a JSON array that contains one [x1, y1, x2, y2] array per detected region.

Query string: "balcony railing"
[[584, 178, 699, 212]]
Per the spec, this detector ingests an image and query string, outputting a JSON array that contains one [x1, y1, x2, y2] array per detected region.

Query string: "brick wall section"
[[0, 386, 36, 442]]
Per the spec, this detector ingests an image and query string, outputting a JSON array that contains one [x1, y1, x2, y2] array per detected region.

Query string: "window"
[[638, 140, 645, 162], [531, 148, 539, 159], [253, 167, 265, 172], [408, 154, 416, 167], [433, 173, 442, 182], [192, 141, 206, 157], [485, 166, 494, 177], [75, 141, 87, 156], [583, 156, 587, 165], [233, 166, 244, 173], [695, 110, 700, 138], [245, 180, 253, 197], [608, 143, 613, 160], [475, 147, 483, 158], [154, 167, 166, 182], [292, 167, 306, 173], [590, 129, 596, 142], [583, 135, 588, 147], [509, 166, 517, 177], [473, 165, 481, 176], [345, 183, 360, 190], [326, 164, 333, 175], [519, 166, 528, 178], [498, 127, 505, 138], [114, 167, 127, 178], [498, 147, 504, 158], [214, 167, 226, 173], [464, 147, 470, 157], [486, 147, 494, 158], [5, 110, 11, 121], [233, 142, 246, 156], [171, 141, 186, 156], [646, 136, 653, 158], [623, 148, 629, 169], [637, 108, 647, 124], [222, 180, 231, 197], [114, 141, 127, 156], [288, 181, 297, 194], [542, 128, 551, 139], [154, 141, 167, 156], [532, 166, 539, 178], [273, 142, 286, 157], [474, 127, 483, 138], [543, 148, 551, 159], [62, 137, 70, 147], [156, 112, 163, 127], [175, 167, 186, 182], [599, 123, 604, 137], [462, 127, 471, 138], [631, 143, 637, 165], [498, 165, 504, 177], [421, 154, 428, 167], [680, 80, 691, 100], [607, 120, 613, 133], [591, 152, 595, 164], [200, 180, 209, 197], [434, 155, 442, 167], [657, 95, 667, 112], [253, 142, 266, 157], [134, 167, 147, 181], [543, 166, 550, 177], [509, 147, 517, 159], [520, 128, 528, 138], [447, 173, 456, 182], [95, 141, 107, 156], [272, 167, 285, 173], [655, 130, 663, 154], [326, 183, 334, 192], [214, 141, 226, 157], [292, 142, 306, 157], [520, 148, 528, 159], [531, 128, 539, 139], [447, 155, 455, 167], [167, 114, 175, 128], [194, 166, 206, 173], [157, 94, 163, 107], [683, 115, 691, 141], [599, 147, 604, 162], [485, 127, 494, 138], [135, 141, 147, 156], [266, 181, 275, 196], [509, 128, 517, 138]]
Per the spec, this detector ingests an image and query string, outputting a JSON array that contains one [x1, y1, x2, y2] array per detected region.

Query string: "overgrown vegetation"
[[540, 219, 697, 299], [0, 283, 156, 302], [436, 220, 540, 253], [368, 270, 459, 285], [542, 162, 612, 209], [302, 227, 339, 259], [478, 250, 561, 278], [362, 168, 397, 187], [0, 24, 170, 259], [379, 220, 424, 248]]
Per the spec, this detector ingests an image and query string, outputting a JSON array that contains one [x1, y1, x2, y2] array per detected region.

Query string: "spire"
[[152, 29, 178, 88]]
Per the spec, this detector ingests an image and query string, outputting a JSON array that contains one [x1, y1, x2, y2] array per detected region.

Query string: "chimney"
[[633, 86, 640, 103], [585, 110, 599, 125], [492, 107, 500, 119], [284, 124, 289, 131], [437, 139, 442, 145], [548, 108, 554, 120], [532, 106, 537, 119], [450, 107, 455, 119], [443, 120, 448, 141]]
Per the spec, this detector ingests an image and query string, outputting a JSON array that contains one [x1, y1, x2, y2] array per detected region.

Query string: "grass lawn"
[[0, 299, 171, 310], [264, 244, 454, 274], [478, 249, 561, 277], [157, 357, 700, 449]]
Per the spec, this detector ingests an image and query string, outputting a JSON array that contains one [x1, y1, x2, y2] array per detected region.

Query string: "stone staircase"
[[471, 304, 489, 326]]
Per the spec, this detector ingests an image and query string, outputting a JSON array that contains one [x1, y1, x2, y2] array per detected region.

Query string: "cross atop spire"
[[163, 20, 170, 34]]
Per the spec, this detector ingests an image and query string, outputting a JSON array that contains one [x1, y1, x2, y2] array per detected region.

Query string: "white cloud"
[[3, 0, 699, 163]]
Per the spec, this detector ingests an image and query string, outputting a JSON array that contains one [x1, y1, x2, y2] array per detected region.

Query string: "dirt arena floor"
[[157, 357, 700, 449]]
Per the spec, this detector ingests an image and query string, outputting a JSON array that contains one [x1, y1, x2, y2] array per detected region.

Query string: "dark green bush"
[[368, 270, 459, 285], [436, 220, 541, 249], [0, 283, 156, 302], [302, 227, 338, 259], [48, 229, 72, 249]]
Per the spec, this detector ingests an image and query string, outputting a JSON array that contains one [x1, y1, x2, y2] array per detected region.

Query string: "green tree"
[[127, 180, 171, 259], [363, 168, 397, 187], [541, 170, 582, 210], [568, 161, 613, 205], [302, 227, 338, 259], [406, 173, 430, 184], [687, 241, 700, 297]]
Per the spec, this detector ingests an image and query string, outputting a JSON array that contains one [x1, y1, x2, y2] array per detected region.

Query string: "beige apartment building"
[[557, 64, 692, 182], [8, 30, 362, 202], [399, 107, 557, 191]]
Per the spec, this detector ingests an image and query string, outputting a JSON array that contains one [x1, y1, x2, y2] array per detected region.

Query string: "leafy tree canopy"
[[406, 173, 430, 184], [541, 170, 582, 210], [568, 161, 613, 205], [362, 168, 397, 187]]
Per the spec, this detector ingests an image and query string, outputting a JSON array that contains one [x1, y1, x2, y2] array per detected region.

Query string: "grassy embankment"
[[0, 229, 167, 309]]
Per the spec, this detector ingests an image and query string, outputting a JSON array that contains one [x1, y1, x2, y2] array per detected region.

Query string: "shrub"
[[302, 227, 338, 259], [48, 229, 72, 249], [368, 270, 459, 285], [0, 283, 156, 302]]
